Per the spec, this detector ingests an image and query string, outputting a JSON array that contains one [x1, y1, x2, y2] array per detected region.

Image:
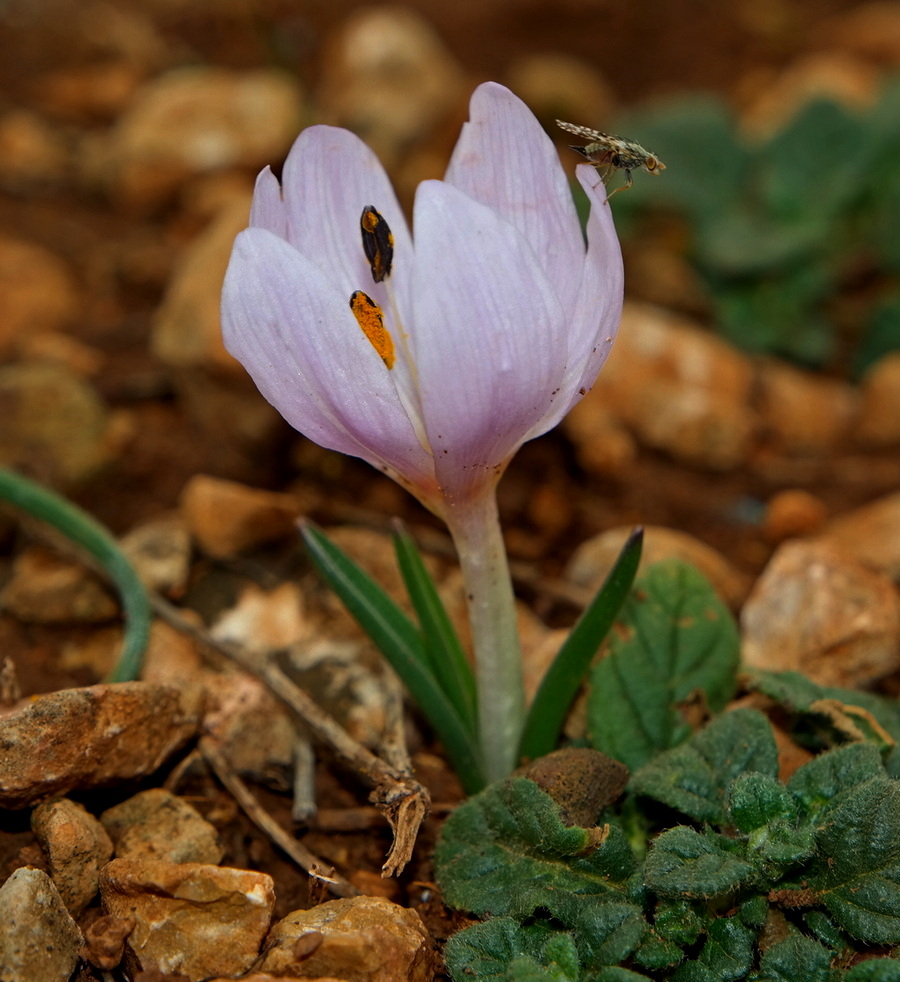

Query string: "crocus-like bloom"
[[221, 81, 623, 520]]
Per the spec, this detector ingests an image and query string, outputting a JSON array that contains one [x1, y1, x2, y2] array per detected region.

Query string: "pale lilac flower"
[[221, 81, 623, 519]]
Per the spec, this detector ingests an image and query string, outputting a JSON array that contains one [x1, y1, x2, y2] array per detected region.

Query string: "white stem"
[[445, 490, 525, 784]]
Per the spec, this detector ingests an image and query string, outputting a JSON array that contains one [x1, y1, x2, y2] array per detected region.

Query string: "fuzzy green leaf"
[[845, 959, 900, 982], [670, 915, 755, 982], [808, 776, 900, 943], [435, 777, 636, 919], [630, 709, 778, 824], [300, 522, 485, 792], [752, 933, 834, 982], [443, 918, 578, 982], [643, 826, 754, 899], [520, 528, 642, 762], [728, 772, 797, 832], [588, 561, 740, 771], [568, 901, 646, 969], [787, 743, 886, 823]]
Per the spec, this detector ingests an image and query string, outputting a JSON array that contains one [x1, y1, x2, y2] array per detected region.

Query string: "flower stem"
[[445, 490, 525, 784]]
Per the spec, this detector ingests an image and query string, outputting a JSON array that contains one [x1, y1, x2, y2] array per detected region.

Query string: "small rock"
[[211, 581, 309, 655], [0, 681, 203, 808], [0, 867, 83, 982], [100, 858, 275, 982], [0, 545, 118, 625], [741, 539, 900, 687], [739, 52, 880, 139], [105, 66, 305, 209], [259, 895, 438, 982], [818, 491, 900, 582], [560, 402, 637, 477], [317, 7, 467, 167], [119, 512, 192, 596], [80, 914, 135, 972], [566, 525, 750, 609], [855, 352, 900, 447], [567, 302, 758, 470], [761, 489, 829, 545], [505, 53, 615, 130], [0, 360, 118, 487], [31, 798, 113, 915], [101, 789, 223, 865], [0, 237, 79, 359], [756, 359, 858, 454], [180, 473, 300, 558], [0, 109, 69, 190]]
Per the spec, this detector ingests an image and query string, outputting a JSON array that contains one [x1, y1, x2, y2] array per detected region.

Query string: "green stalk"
[[0, 467, 151, 683], [444, 490, 525, 784]]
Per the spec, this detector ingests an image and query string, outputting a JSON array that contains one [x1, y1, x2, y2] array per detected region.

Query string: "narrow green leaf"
[[643, 826, 754, 899], [435, 776, 636, 920], [391, 521, 477, 734], [0, 467, 150, 683], [588, 561, 740, 770], [519, 528, 642, 762], [631, 709, 778, 824], [300, 522, 485, 792]]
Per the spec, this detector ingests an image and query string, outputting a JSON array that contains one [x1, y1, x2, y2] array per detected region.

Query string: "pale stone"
[[567, 302, 758, 470], [566, 525, 750, 609], [106, 66, 305, 208], [560, 403, 637, 477], [761, 489, 829, 545], [0, 868, 82, 982], [756, 359, 859, 453], [818, 491, 900, 581], [0, 361, 116, 487], [119, 513, 192, 595], [0, 238, 79, 358], [259, 895, 438, 982], [100, 859, 275, 981], [855, 352, 900, 447], [102, 788, 223, 865], [741, 539, 900, 687], [0, 682, 203, 808], [317, 7, 467, 167], [180, 473, 300, 558], [211, 581, 309, 655], [31, 798, 113, 915], [0, 545, 118, 625]]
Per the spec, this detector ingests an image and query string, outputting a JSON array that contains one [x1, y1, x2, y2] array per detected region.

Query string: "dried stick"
[[199, 736, 359, 897]]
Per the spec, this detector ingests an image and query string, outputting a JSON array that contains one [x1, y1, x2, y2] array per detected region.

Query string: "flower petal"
[[410, 179, 566, 503], [249, 166, 287, 237], [443, 82, 584, 314], [222, 227, 435, 489], [277, 125, 414, 305]]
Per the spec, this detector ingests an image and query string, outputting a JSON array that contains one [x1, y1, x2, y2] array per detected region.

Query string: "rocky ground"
[[2, 1, 900, 980]]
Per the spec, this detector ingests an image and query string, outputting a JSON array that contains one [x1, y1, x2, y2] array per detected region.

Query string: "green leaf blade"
[[520, 528, 642, 762]]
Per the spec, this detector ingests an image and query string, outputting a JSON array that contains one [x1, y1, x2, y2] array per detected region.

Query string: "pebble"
[[0, 867, 83, 982], [0, 237, 79, 359], [755, 359, 859, 454], [0, 109, 69, 190], [180, 473, 300, 558], [317, 7, 467, 167], [119, 512, 193, 596], [100, 858, 275, 981], [258, 895, 438, 982], [566, 525, 750, 609], [741, 539, 900, 688], [0, 360, 118, 488], [561, 403, 637, 477], [0, 682, 204, 808], [211, 581, 309, 655], [101, 788, 223, 865], [855, 352, 900, 447], [818, 491, 900, 582], [0, 545, 118, 625], [104, 66, 305, 209], [569, 302, 759, 471], [761, 489, 829, 545], [31, 798, 113, 916]]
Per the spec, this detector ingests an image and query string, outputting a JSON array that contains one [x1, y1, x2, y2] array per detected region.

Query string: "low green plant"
[[436, 560, 900, 981], [602, 81, 900, 372]]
